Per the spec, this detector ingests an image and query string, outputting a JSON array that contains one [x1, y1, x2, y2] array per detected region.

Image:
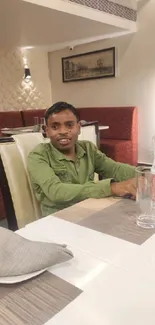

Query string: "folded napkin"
[[0, 227, 73, 277]]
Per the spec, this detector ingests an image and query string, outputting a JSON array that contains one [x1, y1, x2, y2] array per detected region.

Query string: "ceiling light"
[[24, 68, 31, 80]]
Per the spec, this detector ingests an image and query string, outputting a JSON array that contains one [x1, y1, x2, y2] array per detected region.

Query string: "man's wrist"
[[110, 180, 117, 195]]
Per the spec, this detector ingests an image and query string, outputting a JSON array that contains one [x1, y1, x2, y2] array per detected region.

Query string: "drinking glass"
[[40, 117, 45, 127], [33, 116, 40, 132], [136, 166, 155, 228]]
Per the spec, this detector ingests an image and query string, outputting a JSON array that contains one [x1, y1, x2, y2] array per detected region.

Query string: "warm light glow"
[[21, 79, 33, 88], [23, 57, 28, 65], [25, 75, 31, 80]]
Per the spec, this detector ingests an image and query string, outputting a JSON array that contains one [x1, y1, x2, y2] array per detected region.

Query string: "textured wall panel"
[[0, 49, 52, 111], [68, 0, 137, 21]]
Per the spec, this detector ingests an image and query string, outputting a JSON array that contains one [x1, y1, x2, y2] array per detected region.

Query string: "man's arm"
[[28, 151, 114, 206], [93, 144, 136, 181]]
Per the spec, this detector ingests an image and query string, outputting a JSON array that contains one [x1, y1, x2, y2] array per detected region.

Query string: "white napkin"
[[0, 227, 73, 277]]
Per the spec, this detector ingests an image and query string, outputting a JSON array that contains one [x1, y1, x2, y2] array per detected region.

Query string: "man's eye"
[[51, 125, 58, 130], [68, 123, 74, 128]]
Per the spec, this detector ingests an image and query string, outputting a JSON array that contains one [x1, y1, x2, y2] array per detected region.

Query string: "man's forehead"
[[49, 110, 77, 122]]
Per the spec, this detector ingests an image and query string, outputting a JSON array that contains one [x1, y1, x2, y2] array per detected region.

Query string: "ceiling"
[[21, 2, 124, 48], [0, 0, 21, 47], [0, 0, 136, 49]]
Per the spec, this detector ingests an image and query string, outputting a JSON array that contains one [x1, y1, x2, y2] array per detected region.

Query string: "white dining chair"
[[78, 124, 97, 146], [12, 133, 49, 219], [0, 143, 36, 228], [79, 123, 99, 181]]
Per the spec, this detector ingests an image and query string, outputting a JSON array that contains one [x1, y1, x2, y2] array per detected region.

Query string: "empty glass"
[[136, 166, 155, 229], [40, 117, 46, 135], [33, 116, 40, 132]]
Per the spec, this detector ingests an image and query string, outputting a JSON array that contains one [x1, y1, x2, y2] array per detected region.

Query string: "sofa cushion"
[[0, 111, 23, 135], [100, 139, 135, 165], [78, 106, 138, 141], [21, 109, 47, 126]]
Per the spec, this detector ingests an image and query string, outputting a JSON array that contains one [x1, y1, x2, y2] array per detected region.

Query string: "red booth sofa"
[[78, 106, 138, 166]]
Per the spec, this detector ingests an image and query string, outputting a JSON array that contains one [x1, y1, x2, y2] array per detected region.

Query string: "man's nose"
[[59, 126, 68, 134]]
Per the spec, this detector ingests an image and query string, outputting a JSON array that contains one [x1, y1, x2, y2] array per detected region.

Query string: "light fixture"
[[24, 67, 31, 80]]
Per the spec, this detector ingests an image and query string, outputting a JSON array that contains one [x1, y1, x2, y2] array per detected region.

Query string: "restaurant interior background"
[[0, 0, 154, 164]]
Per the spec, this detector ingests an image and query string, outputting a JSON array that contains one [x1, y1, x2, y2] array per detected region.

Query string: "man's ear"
[[45, 125, 49, 138], [78, 121, 81, 135]]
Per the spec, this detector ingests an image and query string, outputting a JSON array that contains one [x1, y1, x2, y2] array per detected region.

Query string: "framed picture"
[[62, 47, 115, 83]]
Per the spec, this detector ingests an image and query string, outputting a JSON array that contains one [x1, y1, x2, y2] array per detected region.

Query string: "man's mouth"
[[58, 138, 71, 145]]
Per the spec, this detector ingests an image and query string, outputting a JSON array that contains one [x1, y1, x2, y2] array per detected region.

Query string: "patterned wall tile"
[[68, 0, 137, 21], [0, 49, 52, 112]]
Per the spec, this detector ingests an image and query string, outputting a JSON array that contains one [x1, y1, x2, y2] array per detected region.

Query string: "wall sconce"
[[24, 67, 31, 80]]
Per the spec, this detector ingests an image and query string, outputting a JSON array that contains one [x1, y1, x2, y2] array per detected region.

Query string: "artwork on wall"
[[62, 47, 116, 83]]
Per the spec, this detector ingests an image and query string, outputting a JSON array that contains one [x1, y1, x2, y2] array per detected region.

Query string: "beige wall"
[[48, 0, 155, 164], [0, 48, 52, 111]]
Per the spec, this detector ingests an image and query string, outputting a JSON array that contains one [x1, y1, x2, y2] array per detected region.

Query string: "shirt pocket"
[[53, 167, 71, 182]]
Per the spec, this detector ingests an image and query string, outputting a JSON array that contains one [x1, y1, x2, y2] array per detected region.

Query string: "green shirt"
[[27, 140, 135, 216]]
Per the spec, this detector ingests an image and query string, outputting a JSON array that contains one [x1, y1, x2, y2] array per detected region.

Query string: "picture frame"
[[62, 47, 115, 83]]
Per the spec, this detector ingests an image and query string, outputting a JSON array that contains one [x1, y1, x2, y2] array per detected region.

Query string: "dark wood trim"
[[80, 120, 98, 127], [0, 158, 18, 231], [137, 163, 152, 167], [0, 137, 14, 143]]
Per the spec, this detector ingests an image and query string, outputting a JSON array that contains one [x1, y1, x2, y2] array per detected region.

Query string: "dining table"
[[0, 197, 155, 324], [1, 123, 109, 136], [1, 122, 109, 151], [1, 125, 35, 136]]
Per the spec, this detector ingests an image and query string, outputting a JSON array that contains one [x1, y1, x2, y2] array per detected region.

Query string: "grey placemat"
[[0, 272, 82, 325], [79, 199, 155, 244]]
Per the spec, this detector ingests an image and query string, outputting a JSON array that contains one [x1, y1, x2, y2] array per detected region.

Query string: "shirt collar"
[[76, 141, 86, 159], [49, 141, 86, 161]]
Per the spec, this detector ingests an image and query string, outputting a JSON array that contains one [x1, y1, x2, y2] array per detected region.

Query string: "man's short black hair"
[[45, 101, 80, 124]]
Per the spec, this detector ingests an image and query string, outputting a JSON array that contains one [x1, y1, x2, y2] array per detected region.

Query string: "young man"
[[28, 102, 136, 217]]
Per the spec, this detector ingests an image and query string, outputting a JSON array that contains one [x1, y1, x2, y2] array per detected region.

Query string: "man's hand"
[[111, 178, 136, 199]]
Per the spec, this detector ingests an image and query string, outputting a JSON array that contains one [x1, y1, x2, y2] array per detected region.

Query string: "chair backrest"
[[78, 123, 98, 182], [0, 144, 36, 228], [12, 133, 45, 165], [12, 133, 48, 218], [78, 124, 97, 146]]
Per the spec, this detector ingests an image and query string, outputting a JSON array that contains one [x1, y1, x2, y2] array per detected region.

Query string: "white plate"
[[0, 269, 46, 284]]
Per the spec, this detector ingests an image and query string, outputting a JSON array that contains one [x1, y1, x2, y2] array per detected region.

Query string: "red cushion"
[[100, 139, 136, 165], [21, 109, 47, 126], [0, 111, 23, 130], [78, 106, 138, 141]]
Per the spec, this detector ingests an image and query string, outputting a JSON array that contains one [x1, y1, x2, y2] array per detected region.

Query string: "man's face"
[[46, 109, 81, 152]]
